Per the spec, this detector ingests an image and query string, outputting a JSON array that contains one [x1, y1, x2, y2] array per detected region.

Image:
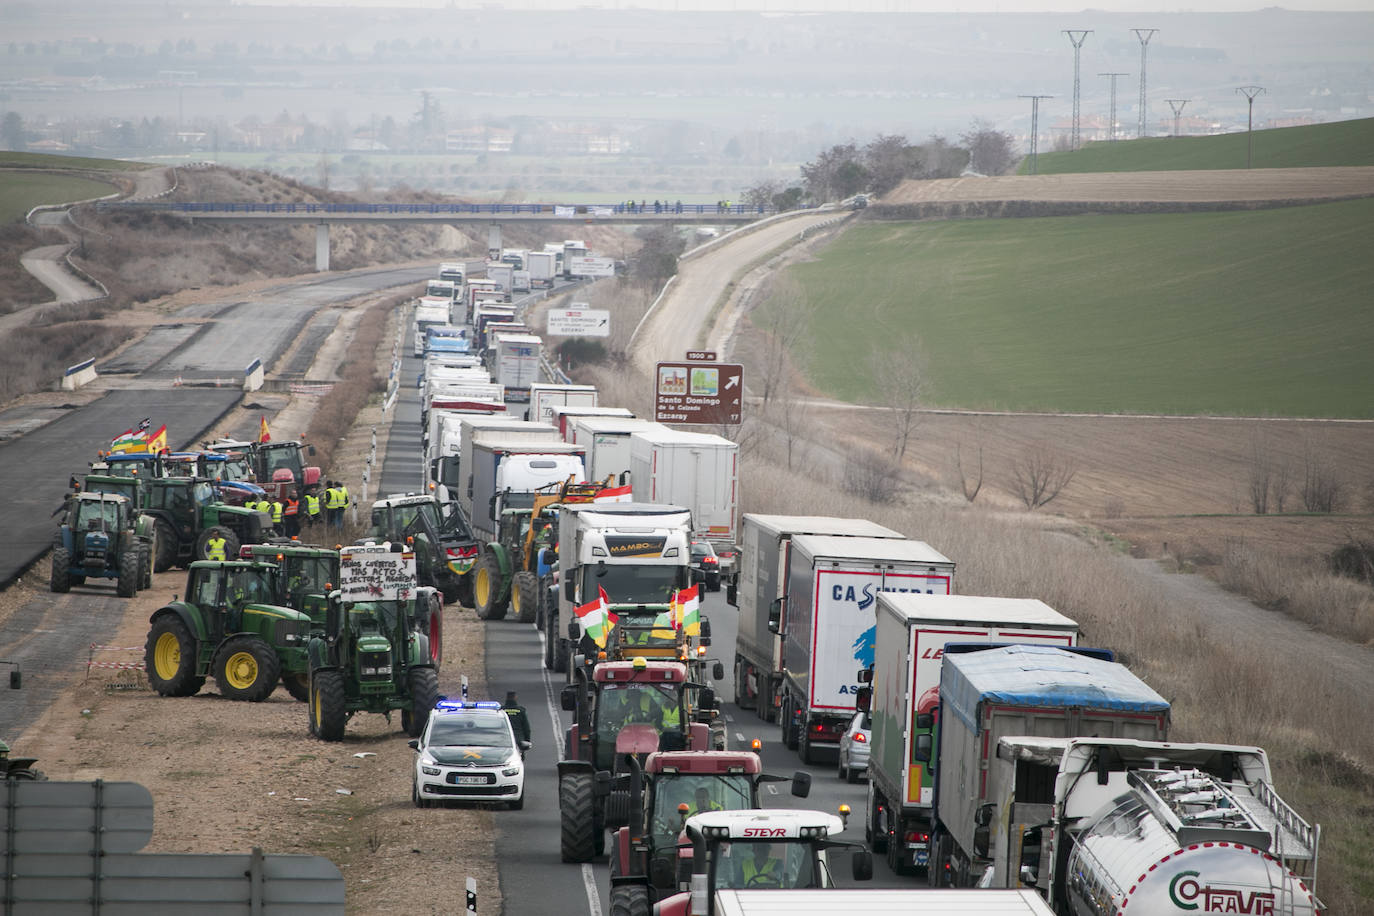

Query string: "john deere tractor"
[[368, 493, 478, 605], [306, 542, 441, 741], [50, 491, 153, 598], [144, 560, 313, 702]]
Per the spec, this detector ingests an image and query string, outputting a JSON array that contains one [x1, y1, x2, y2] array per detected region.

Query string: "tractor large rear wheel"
[[553, 636, 569, 674], [153, 520, 178, 572], [310, 670, 348, 741], [405, 667, 439, 738], [214, 635, 281, 702], [50, 548, 71, 594], [281, 672, 310, 702], [145, 615, 205, 697], [472, 553, 509, 620], [512, 571, 539, 624], [138, 543, 153, 590], [559, 771, 597, 863], [609, 886, 650, 916], [116, 550, 139, 598]]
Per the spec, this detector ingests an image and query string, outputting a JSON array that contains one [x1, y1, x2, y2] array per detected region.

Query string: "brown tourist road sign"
[[655, 362, 743, 425]]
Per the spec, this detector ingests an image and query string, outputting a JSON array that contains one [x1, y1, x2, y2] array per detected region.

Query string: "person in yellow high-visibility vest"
[[325, 480, 345, 530], [270, 499, 283, 529], [739, 844, 784, 887], [304, 488, 322, 529], [636, 688, 680, 732], [688, 787, 723, 817], [205, 533, 227, 562]]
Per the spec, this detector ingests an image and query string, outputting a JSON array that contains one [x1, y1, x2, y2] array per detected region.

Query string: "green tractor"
[[306, 542, 441, 741], [137, 477, 273, 571], [144, 560, 313, 702], [367, 493, 478, 605], [242, 541, 341, 627], [50, 491, 154, 597]]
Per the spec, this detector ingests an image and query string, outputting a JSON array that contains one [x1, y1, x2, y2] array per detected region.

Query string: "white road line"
[[537, 626, 601, 916]]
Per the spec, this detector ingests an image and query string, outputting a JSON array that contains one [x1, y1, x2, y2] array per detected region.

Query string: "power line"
[[1100, 72, 1129, 142], [1165, 99, 1189, 137], [1132, 28, 1158, 139], [1237, 85, 1266, 168], [1019, 95, 1054, 174], [1064, 30, 1092, 151]]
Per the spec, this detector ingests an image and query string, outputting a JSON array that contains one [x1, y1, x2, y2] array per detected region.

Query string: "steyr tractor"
[[306, 542, 441, 741], [606, 750, 811, 916], [653, 809, 873, 916], [50, 491, 154, 598], [558, 657, 720, 864], [368, 493, 478, 605], [474, 478, 606, 623], [144, 560, 313, 702]]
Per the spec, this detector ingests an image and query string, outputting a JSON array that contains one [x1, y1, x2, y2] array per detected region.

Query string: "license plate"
[[914, 851, 929, 867], [455, 775, 488, 785]]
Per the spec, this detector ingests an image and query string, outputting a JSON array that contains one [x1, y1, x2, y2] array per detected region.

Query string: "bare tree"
[[1272, 458, 1294, 512], [742, 179, 781, 210], [1248, 435, 1272, 514], [750, 273, 812, 407], [800, 142, 860, 202], [954, 441, 984, 503], [1302, 447, 1345, 513], [861, 134, 921, 196], [958, 120, 1017, 176], [843, 446, 903, 503], [766, 372, 811, 472], [872, 332, 927, 461], [1010, 446, 1076, 510]]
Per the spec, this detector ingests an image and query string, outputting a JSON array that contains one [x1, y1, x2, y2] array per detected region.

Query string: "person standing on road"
[[325, 480, 343, 530], [205, 532, 227, 562], [283, 488, 300, 538], [337, 480, 350, 530], [270, 496, 284, 533], [304, 487, 322, 531], [503, 691, 532, 748]]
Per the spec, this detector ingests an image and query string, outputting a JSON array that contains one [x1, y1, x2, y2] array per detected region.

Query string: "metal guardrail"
[[96, 201, 795, 217]]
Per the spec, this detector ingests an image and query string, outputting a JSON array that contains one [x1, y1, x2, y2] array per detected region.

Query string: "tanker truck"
[[968, 736, 1322, 915]]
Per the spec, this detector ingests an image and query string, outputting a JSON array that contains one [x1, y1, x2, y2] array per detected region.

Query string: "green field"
[[1027, 117, 1374, 174], [0, 172, 121, 224], [0, 152, 149, 172], [768, 197, 1374, 418]]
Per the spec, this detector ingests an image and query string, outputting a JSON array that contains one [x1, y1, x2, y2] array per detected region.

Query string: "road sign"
[[655, 362, 743, 425], [547, 308, 611, 337], [686, 350, 717, 361]]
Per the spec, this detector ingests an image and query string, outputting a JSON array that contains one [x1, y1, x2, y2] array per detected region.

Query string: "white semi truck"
[[778, 535, 955, 765], [629, 427, 739, 558], [728, 515, 903, 722], [490, 332, 542, 402], [526, 250, 557, 288], [464, 435, 586, 544], [863, 594, 1079, 876]]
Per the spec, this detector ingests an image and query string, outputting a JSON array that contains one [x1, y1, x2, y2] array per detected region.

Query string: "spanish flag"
[[144, 424, 167, 454], [258, 415, 271, 443]]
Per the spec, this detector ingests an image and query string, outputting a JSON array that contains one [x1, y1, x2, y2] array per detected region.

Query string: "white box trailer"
[[484, 263, 514, 300], [526, 383, 598, 425], [866, 594, 1078, 874], [779, 535, 954, 765], [550, 405, 635, 441], [427, 405, 509, 495], [454, 418, 561, 522], [512, 270, 531, 292], [629, 428, 738, 547], [730, 515, 903, 721], [467, 436, 586, 543], [413, 297, 452, 356], [526, 251, 557, 288], [569, 416, 665, 484], [491, 332, 542, 402]]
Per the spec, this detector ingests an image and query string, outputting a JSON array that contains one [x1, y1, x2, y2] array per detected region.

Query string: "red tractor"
[[558, 658, 717, 863], [606, 749, 811, 916]]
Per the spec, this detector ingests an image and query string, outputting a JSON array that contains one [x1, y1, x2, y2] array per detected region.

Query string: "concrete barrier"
[[61, 357, 97, 391], [243, 357, 264, 392]]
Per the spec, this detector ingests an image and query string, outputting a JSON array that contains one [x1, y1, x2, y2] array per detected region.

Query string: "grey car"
[[837, 709, 871, 783]]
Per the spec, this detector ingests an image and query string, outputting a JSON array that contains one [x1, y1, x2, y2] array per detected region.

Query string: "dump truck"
[[306, 542, 441, 740], [863, 593, 1079, 875], [606, 750, 810, 915], [778, 535, 955, 764], [924, 645, 1171, 889], [729, 515, 904, 721]]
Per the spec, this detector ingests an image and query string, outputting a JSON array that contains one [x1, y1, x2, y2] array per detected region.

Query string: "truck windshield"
[[650, 775, 753, 838], [583, 565, 681, 606], [712, 840, 817, 890]]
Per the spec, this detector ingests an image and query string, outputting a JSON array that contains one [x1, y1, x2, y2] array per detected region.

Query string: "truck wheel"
[[50, 547, 71, 594], [866, 783, 888, 853], [559, 772, 597, 863], [609, 886, 650, 916], [116, 550, 139, 598], [406, 667, 440, 738], [782, 699, 799, 750], [153, 520, 177, 572], [214, 635, 282, 702], [473, 553, 509, 620], [310, 670, 348, 741], [887, 824, 906, 875], [145, 614, 205, 697], [554, 637, 569, 674], [427, 605, 443, 664], [543, 620, 556, 670], [195, 525, 240, 562], [513, 571, 538, 624], [799, 723, 816, 765], [281, 672, 310, 702]]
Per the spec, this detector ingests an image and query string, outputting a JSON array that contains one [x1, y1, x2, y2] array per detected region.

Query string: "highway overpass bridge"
[[96, 200, 786, 270]]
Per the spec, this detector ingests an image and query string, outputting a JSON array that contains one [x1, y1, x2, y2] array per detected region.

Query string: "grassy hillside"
[[0, 172, 120, 223], [767, 197, 1374, 418], [0, 152, 148, 172], [1028, 117, 1374, 174]]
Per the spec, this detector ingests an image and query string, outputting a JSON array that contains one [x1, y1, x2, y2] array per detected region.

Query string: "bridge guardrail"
[[95, 200, 804, 218]]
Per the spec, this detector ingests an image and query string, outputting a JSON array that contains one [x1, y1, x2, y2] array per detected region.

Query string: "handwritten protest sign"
[[339, 544, 417, 601]]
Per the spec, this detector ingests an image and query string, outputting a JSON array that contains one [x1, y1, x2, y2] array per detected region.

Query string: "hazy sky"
[[234, 0, 1374, 11]]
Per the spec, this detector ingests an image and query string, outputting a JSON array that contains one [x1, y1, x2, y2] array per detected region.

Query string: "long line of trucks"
[[395, 262, 1326, 916]]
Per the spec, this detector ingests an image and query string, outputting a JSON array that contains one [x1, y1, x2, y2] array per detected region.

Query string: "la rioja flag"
[[575, 585, 618, 648], [671, 585, 701, 636]]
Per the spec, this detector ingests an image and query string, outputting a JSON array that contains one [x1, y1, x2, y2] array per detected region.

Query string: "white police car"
[[409, 699, 528, 810]]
